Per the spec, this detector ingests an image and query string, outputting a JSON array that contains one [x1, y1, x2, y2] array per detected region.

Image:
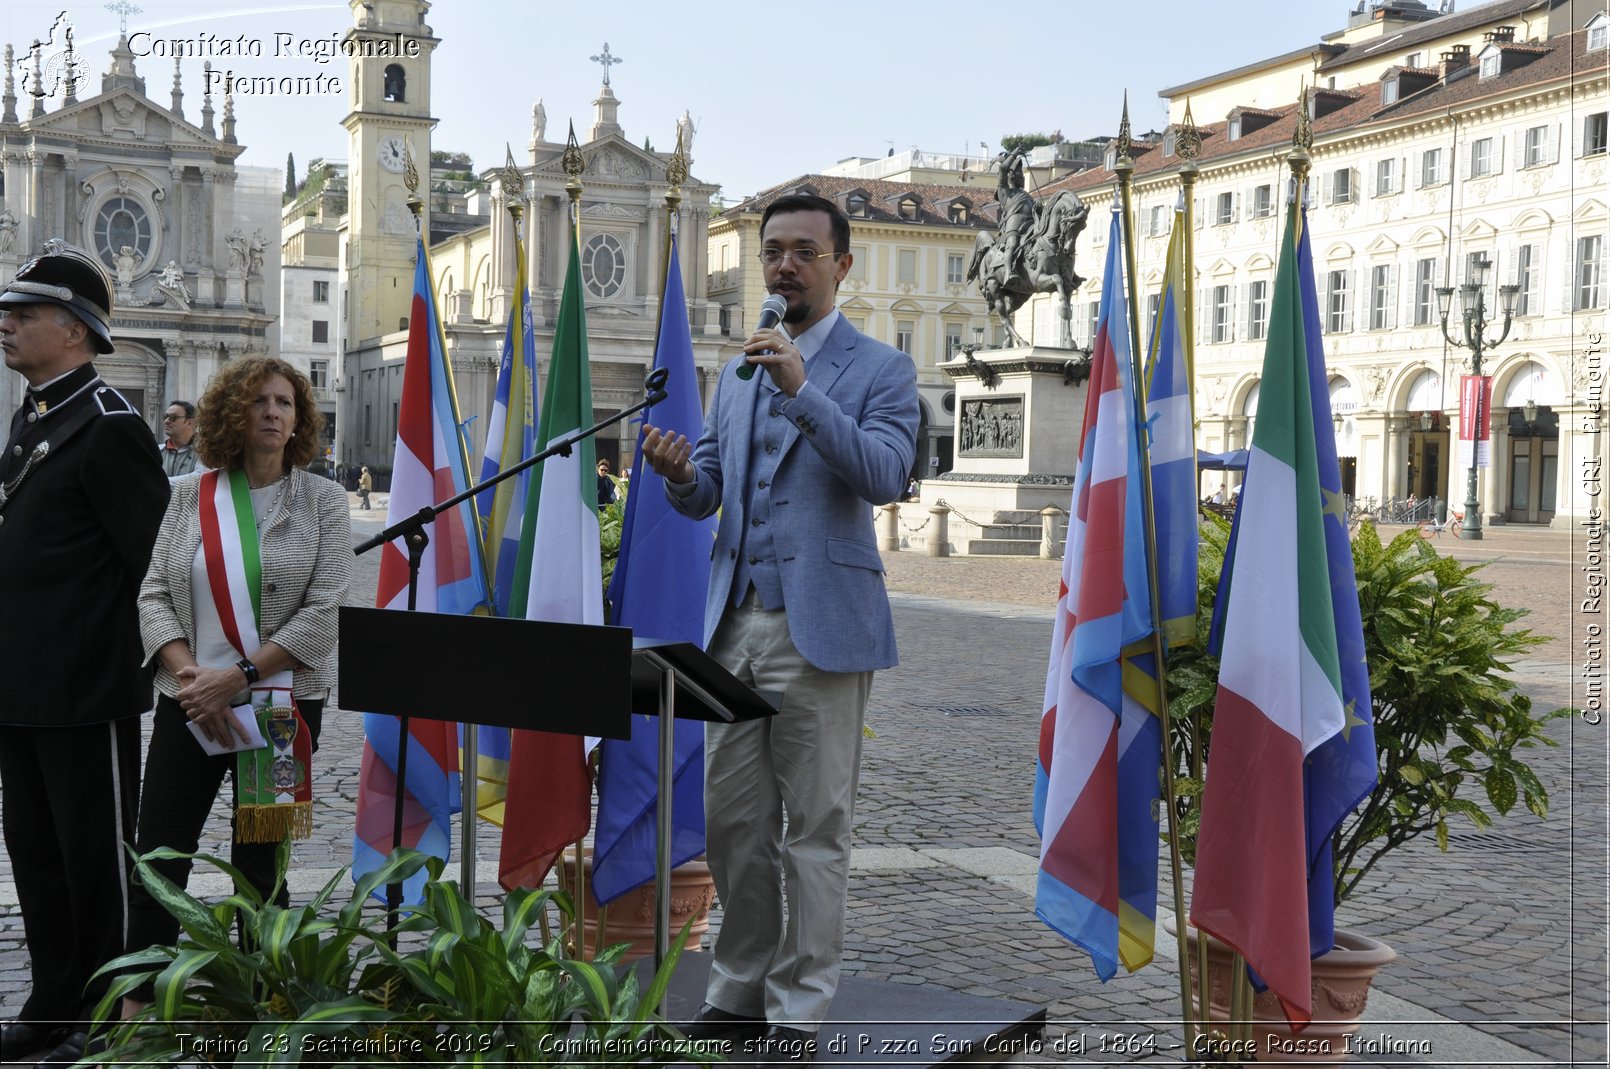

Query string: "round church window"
[[93, 196, 153, 270], [581, 232, 626, 300]]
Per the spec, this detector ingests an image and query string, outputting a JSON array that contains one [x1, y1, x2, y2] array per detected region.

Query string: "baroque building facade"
[[0, 27, 279, 429], [335, 0, 726, 478], [1051, 0, 1605, 528]]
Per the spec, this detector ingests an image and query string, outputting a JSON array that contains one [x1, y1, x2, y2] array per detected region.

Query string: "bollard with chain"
[[927, 503, 951, 557], [1039, 506, 1063, 560], [877, 503, 900, 551]]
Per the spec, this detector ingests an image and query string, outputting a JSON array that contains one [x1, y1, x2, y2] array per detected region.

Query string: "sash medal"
[[198, 469, 314, 842]]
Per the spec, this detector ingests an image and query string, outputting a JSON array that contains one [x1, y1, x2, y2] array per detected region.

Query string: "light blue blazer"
[[668, 314, 919, 674]]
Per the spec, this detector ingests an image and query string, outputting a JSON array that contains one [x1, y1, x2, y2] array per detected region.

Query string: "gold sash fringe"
[[235, 801, 313, 843]]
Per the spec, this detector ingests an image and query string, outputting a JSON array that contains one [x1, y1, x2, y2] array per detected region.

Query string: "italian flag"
[[1189, 205, 1345, 1028], [497, 221, 599, 891]]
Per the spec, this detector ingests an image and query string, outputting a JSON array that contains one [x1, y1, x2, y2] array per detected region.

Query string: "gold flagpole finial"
[[500, 144, 525, 227], [404, 141, 423, 223], [664, 123, 688, 228], [1177, 99, 1202, 165], [665, 125, 688, 197], [1116, 90, 1134, 170], [1289, 83, 1313, 183], [1288, 84, 1313, 169], [562, 121, 585, 209]]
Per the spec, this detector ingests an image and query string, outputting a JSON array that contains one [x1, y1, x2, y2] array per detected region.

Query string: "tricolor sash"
[[198, 469, 313, 842]]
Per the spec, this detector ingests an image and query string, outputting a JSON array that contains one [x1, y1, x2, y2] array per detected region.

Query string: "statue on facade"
[[531, 98, 547, 144], [966, 149, 1089, 348], [0, 210, 17, 255], [154, 260, 191, 310], [114, 244, 142, 287], [225, 228, 249, 274], [677, 109, 696, 162], [248, 229, 266, 277]]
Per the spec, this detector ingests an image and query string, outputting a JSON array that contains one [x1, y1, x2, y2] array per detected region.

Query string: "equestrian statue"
[[966, 147, 1089, 348]]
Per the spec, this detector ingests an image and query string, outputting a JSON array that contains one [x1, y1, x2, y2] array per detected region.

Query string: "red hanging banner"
[[1457, 374, 1493, 469]]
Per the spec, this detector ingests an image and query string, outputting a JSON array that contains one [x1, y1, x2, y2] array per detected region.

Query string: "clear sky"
[[5, 1, 1364, 201]]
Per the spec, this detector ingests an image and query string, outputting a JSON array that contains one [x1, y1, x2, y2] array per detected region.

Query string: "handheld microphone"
[[737, 293, 789, 380]]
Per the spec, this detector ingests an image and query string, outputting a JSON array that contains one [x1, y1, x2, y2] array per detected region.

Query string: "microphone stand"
[[353, 366, 670, 935]]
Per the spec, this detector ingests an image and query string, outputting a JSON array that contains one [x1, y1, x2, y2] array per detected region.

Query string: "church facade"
[[335, 0, 727, 480], [0, 24, 278, 429]]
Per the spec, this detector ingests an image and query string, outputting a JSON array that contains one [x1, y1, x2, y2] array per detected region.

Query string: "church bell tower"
[[341, 0, 437, 347]]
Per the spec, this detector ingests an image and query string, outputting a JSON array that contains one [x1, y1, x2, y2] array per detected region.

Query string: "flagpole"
[[1114, 96, 1198, 1057], [1178, 102, 1200, 397], [556, 120, 590, 956], [1174, 99, 1217, 1050]]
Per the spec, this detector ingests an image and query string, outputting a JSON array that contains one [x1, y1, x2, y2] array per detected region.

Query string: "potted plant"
[[89, 846, 718, 1065], [1163, 519, 1567, 1063]]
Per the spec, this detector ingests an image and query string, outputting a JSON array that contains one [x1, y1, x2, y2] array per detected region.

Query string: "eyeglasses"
[[163, 413, 189, 421], [758, 247, 841, 267]]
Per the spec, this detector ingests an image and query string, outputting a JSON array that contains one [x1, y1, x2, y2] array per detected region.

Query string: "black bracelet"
[[236, 658, 260, 685]]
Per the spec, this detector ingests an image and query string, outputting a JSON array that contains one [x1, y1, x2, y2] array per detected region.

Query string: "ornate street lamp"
[[1418, 410, 1434, 432], [1434, 255, 1519, 540]]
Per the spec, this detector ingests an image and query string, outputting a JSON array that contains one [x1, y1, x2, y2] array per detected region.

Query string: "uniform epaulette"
[[92, 386, 139, 417]]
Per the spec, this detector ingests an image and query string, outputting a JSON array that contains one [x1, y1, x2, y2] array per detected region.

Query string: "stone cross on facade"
[[589, 42, 622, 86], [105, 1, 142, 35]]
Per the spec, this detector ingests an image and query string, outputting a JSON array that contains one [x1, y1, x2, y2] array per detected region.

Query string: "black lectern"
[[631, 637, 780, 970], [340, 607, 633, 738], [340, 608, 778, 980]]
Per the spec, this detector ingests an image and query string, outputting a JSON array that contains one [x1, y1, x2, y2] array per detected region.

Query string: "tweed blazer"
[[139, 467, 353, 699], [668, 313, 918, 674]]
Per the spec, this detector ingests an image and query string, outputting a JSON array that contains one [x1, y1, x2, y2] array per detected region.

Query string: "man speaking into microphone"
[[642, 193, 917, 1064]]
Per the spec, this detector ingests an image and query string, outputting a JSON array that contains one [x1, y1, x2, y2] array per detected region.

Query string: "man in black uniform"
[[0, 242, 168, 1065]]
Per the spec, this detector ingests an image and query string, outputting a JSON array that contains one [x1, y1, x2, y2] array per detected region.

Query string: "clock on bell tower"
[[341, 0, 439, 347]]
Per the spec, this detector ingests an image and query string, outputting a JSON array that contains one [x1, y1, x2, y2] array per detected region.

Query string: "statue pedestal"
[[900, 346, 1089, 556], [224, 272, 246, 308]]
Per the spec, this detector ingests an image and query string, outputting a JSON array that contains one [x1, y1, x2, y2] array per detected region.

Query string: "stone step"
[[977, 523, 1042, 540], [962, 537, 1044, 556]]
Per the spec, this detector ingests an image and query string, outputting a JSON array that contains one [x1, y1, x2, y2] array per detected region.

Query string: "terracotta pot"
[[558, 850, 716, 963], [1170, 920, 1397, 1065]]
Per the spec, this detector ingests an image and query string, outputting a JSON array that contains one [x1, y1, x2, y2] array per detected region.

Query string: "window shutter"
[[1459, 144, 1471, 181], [1345, 270, 1356, 333], [1322, 170, 1334, 205], [1195, 197, 1205, 229], [1387, 263, 1400, 330], [1400, 157, 1408, 192], [1232, 192, 1240, 223], [1574, 116, 1587, 159], [1547, 123, 1560, 164], [1494, 134, 1507, 174], [1239, 283, 1252, 340]]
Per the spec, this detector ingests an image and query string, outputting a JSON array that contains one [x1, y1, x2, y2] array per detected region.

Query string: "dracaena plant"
[[90, 846, 717, 1065], [1165, 519, 1566, 906]]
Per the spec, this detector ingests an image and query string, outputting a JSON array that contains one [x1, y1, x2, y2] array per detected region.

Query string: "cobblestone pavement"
[[1, 502, 1603, 1067]]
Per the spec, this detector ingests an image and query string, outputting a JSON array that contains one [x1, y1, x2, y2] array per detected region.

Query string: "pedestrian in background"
[[159, 400, 200, 478]]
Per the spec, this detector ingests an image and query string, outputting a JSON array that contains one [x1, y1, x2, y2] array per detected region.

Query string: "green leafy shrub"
[[1165, 519, 1566, 906], [91, 847, 715, 1065]]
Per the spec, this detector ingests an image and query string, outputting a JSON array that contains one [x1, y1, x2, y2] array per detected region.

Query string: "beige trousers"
[[702, 591, 873, 1030]]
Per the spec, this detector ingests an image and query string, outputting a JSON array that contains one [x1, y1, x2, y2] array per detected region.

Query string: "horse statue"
[[966, 187, 1089, 347]]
